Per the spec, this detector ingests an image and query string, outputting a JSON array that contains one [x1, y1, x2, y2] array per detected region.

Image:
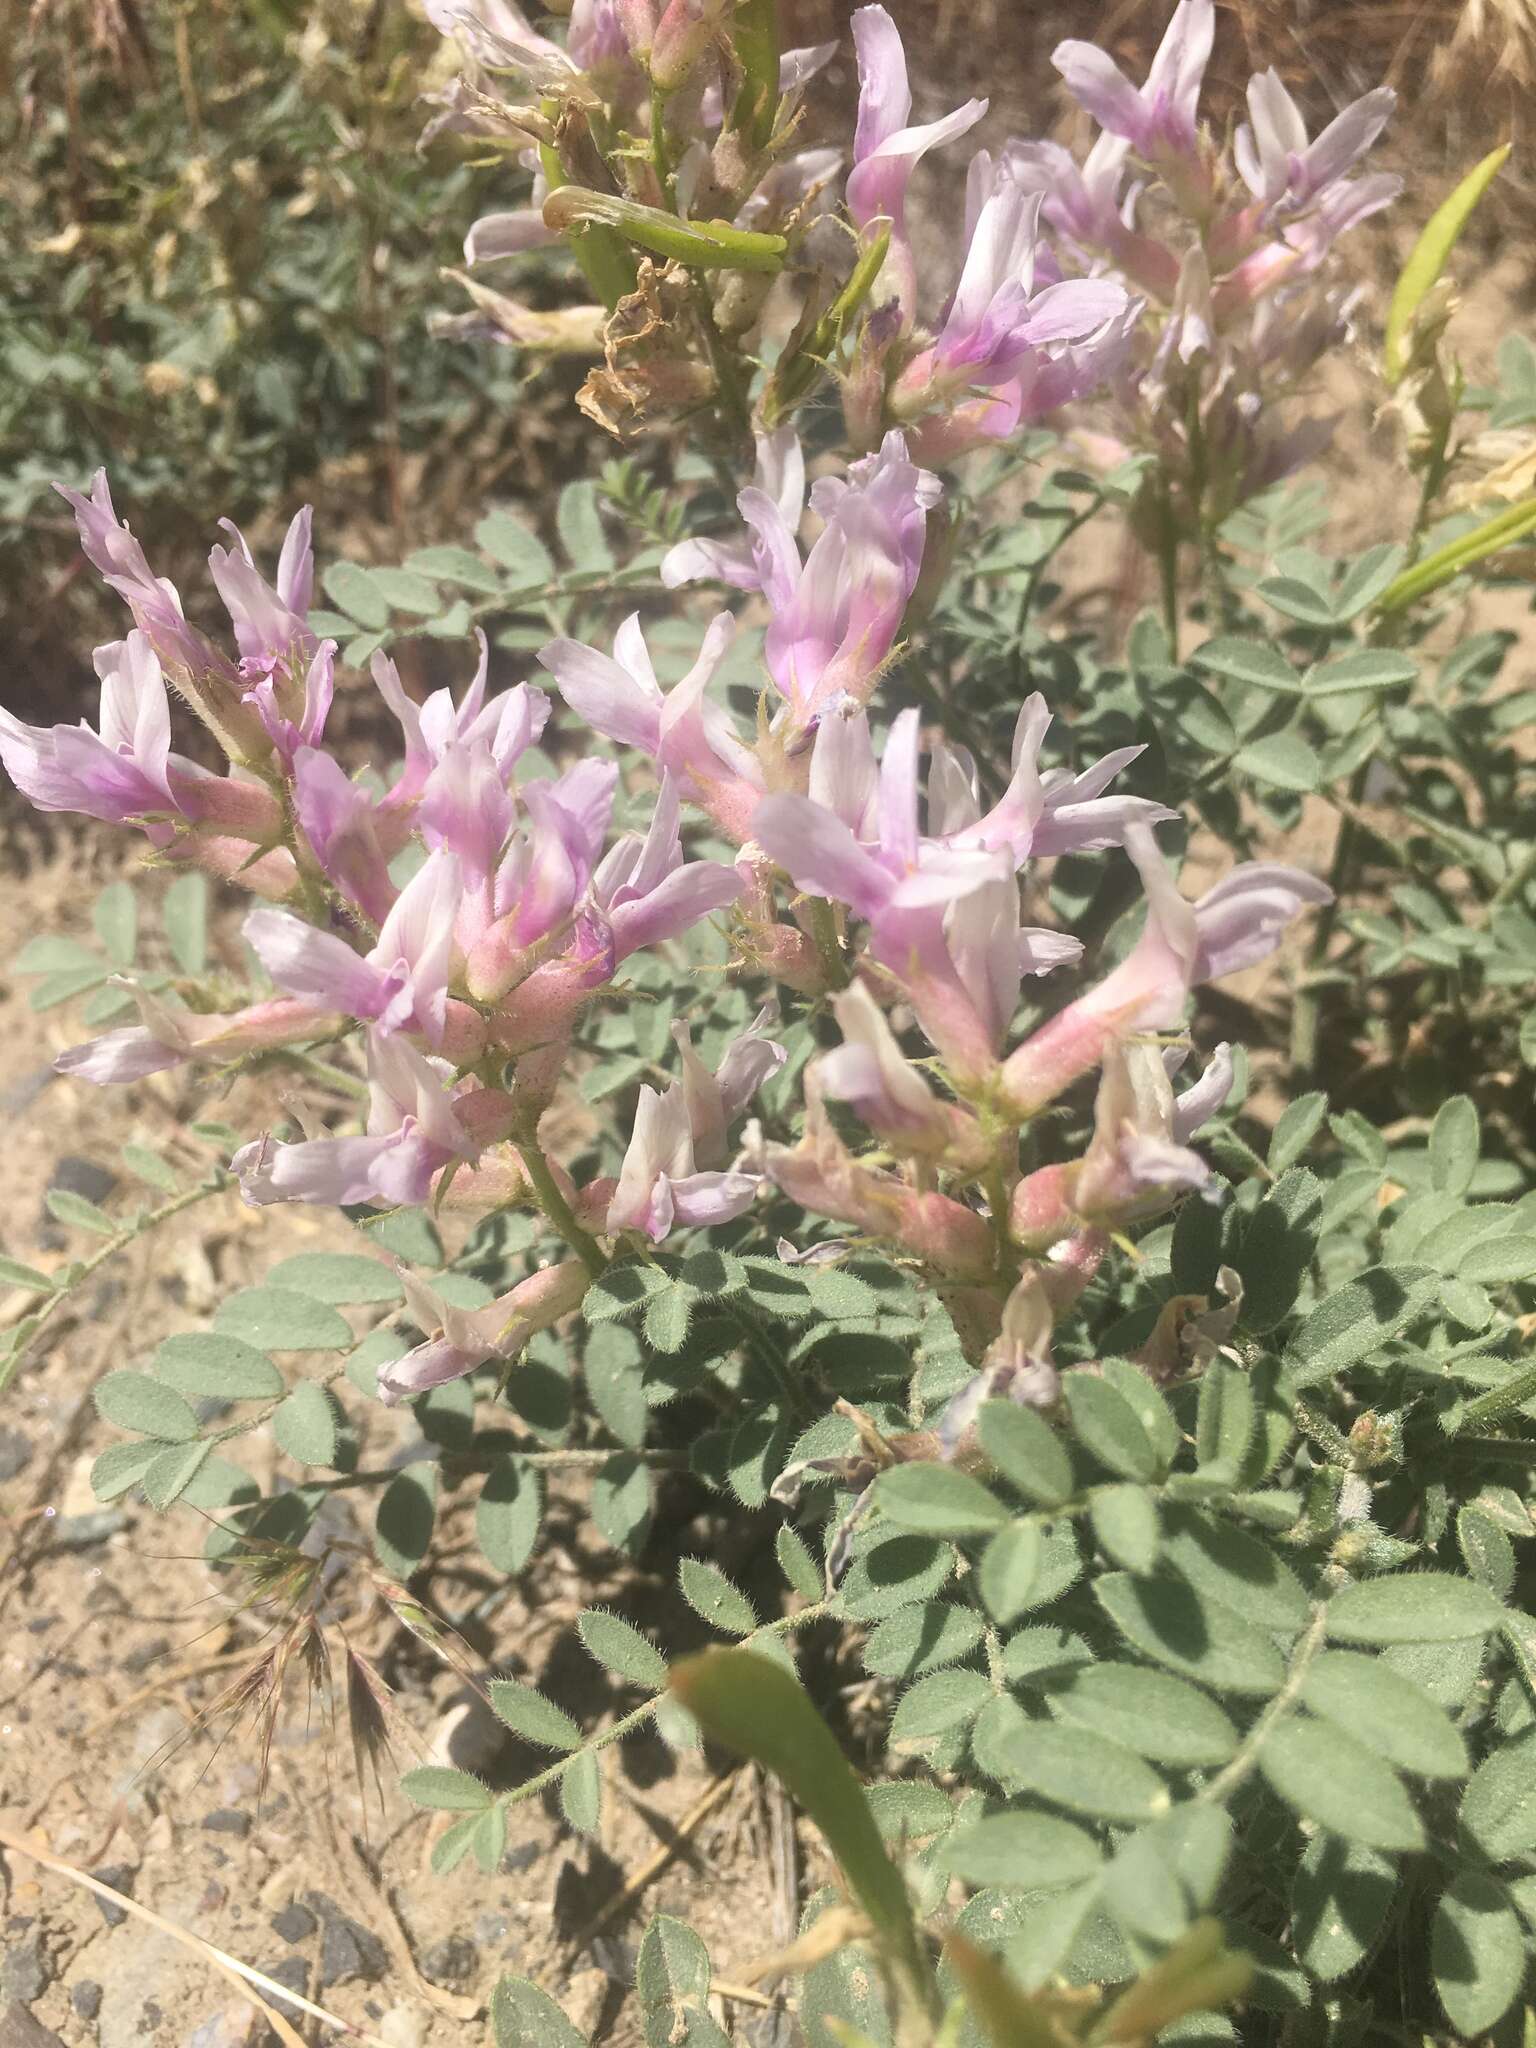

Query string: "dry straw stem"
[[0, 1817, 392, 2047]]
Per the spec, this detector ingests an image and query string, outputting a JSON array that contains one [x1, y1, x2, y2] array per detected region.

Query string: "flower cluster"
[[0, 0, 1347, 1420], [2, 381, 1328, 1407], [426, 0, 1136, 457], [1004, 0, 1400, 535]]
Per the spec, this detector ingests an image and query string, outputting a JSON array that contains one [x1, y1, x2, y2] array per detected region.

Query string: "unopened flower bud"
[[650, 0, 728, 90]]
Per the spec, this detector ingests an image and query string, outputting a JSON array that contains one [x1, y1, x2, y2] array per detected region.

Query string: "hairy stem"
[[1195, 1603, 1329, 1810], [514, 1143, 608, 1277], [0, 1175, 229, 1396]]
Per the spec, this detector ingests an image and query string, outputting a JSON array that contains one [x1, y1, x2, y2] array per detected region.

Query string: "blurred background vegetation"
[[6, 0, 1534, 722]]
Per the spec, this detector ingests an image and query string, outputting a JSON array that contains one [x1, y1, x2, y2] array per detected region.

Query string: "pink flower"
[[661, 428, 804, 593], [607, 1004, 784, 1240], [293, 747, 398, 927], [243, 848, 464, 1045], [242, 639, 336, 769], [1235, 75, 1396, 216], [540, 614, 764, 840], [817, 981, 987, 1165], [208, 507, 317, 679], [0, 631, 180, 826], [371, 634, 548, 807], [1053, 0, 1213, 163], [846, 5, 986, 320], [377, 1259, 590, 1404], [233, 1032, 478, 1208], [673, 431, 937, 726], [54, 471, 230, 687], [1000, 826, 1330, 1115], [56, 988, 336, 1086], [893, 157, 1131, 457]]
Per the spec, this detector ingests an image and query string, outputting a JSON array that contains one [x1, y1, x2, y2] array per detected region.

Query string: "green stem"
[[805, 896, 851, 989], [304, 1447, 690, 1491], [515, 1143, 608, 1278], [1195, 1604, 1329, 1810], [0, 1176, 228, 1396], [494, 1595, 832, 1816], [1158, 524, 1180, 661], [1290, 760, 1370, 1077]]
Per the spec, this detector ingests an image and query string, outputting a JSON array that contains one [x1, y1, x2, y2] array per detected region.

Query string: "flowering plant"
[[6, 5, 1536, 2044]]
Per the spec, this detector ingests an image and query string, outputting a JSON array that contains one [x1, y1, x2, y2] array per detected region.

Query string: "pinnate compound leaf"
[[1160, 1509, 1309, 1631], [776, 1523, 822, 1602], [1459, 1729, 1536, 1862], [1055, 1662, 1238, 1768], [488, 1680, 581, 1751], [978, 1522, 1042, 1624], [1283, 1266, 1438, 1388], [678, 1558, 756, 1636], [91, 1440, 161, 1501], [635, 1916, 729, 2048], [1269, 1092, 1327, 1172], [977, 1401, 1074, 1506], [890, 1668, 990, 1745], [1258, 1715, 1424, 1850], [560, 1749, 603, 1838], [121, 1143, 178, 1193], [863, 1601, 985, 1679], [991, 1719, 1170, 1824], [215, 1286, 352, 1352], [374, 1461, 437, 1575], [47, 1189, 116, 1236], [141, 1438, 213, 1510], [1090, 1485, 1161, 1574], [1429, 1095, 1481, 1197], [1063, 1372, 1159, 1480], [474, 513, 555, 584], [1291, 1836, 1395, 1982], [477, 1458, 542, 1574], [940, 1811, 1102, 1890], [267, 1253, 403, 1304], [1236, 733, 1321, 794]]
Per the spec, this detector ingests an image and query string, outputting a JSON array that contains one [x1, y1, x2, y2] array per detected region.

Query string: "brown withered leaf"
[[577, 259, 716, 440]]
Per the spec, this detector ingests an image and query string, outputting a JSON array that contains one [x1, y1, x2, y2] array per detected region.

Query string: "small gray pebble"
[[89, 1867, 132, 1929], [420, 1936, 476, 1987], [200, 1809, 250, 1839], [71, 1983, 102, 2023], [502, 1844, 538, 1874], [473, 1914, 509, 1946], [270, 1905, 316, 1945], [0, 1936, 49, 2006], [48, 1512, 126, 1552], [262, 1957, 309, 1997], [304, 1897, 385, 1990], [0, 1432, 32, 1484]]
